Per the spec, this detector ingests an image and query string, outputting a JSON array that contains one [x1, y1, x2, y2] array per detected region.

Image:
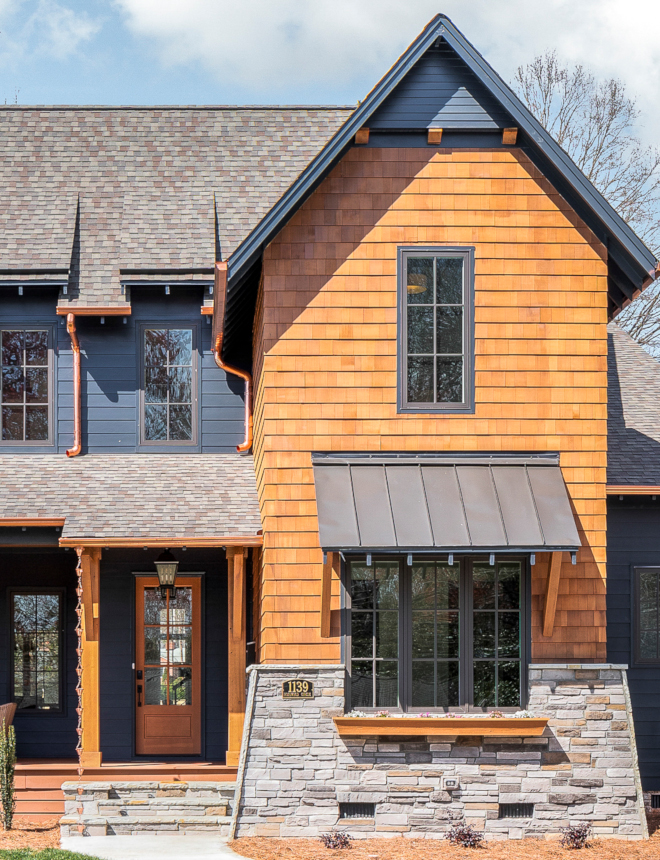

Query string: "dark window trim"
[[633, 566, 660, 665], [137, 322, 200, 451], [0, 325, 55, 449], [397, 246, 475, 414], [341, 554, 529, 712], [9, 587, 66, 715]]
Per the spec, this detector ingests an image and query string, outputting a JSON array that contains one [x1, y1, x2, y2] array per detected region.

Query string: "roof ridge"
[[0, 104, 356, 111]]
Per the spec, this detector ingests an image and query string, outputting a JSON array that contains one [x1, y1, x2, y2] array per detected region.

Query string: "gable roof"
[[221, 14, 658, 366], [0, 106, 353, 306], [608, 323, 660, 486]]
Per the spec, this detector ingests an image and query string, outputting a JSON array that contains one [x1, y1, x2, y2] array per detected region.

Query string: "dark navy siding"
[[53, 287, 245, 454], [0, 549, 78, 758], [100, 548, 228, 761], [607, 496, 660, 790], [370, 43, 511, 131]]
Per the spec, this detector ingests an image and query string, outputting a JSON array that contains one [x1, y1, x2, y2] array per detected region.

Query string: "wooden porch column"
[[227, 547, 247, 767], [543, 551, 564, 638], [77, 547, 102, 768]]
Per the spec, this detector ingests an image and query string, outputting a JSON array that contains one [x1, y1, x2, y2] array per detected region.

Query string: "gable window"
[[141, 327, 197, 444], [398, 247, 474, 412], [11, 591, 64, 712], [1, 329, 51, 443], [346, 556, 527, 711], [635, 568, 660, 663]]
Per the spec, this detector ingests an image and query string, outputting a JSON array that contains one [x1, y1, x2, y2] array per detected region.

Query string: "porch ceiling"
[[0, 454, 261, 544]]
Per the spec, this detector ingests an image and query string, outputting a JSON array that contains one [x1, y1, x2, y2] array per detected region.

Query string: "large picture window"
[[635, 568, 660, 663], [398, 247, 474, 413], [141, 327, 197, 445], [11, 591, 63, 712], [345, 557, 527, 711], [1, 328, 51, 443]]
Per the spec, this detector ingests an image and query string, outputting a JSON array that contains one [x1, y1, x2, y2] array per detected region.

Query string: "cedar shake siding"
[[252, 146, 608, 664]]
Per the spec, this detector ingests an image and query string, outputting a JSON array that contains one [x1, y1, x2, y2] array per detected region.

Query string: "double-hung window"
[[1, 328, 52, 443], [398, 247, 474, 412], [11, 591, 64, 712], [635, 568, 660, 664], [346, 556, 527, 712], [141, 326, 197, 445]]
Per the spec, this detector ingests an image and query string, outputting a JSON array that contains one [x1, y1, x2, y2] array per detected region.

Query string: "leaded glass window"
[[346, 557, 527, 711], [11, 592, 63, 711], [1, 329, 50, 442], [399, 248, 474, 412], [636, 568, 660, 663], [142, 328, 195, 443]]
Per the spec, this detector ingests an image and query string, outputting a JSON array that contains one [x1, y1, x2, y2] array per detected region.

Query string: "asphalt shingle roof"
[[0, 454, 261, 541], [0, 105, 354, 305], [608, 323, 660, 486]]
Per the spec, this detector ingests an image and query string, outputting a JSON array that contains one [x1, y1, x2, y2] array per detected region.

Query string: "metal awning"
[[312, 454, 581, 553]]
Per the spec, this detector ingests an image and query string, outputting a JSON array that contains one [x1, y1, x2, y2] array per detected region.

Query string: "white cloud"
[[0, 0, 99, 64], [113, 0, 660, 141]]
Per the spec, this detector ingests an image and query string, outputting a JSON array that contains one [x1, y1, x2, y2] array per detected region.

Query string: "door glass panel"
[[144, 627, 165, 664], [169, 627, 192, 664], [169, 667, 192, 705], [145, 667, 168, 705], [144, 588, 164, 625]]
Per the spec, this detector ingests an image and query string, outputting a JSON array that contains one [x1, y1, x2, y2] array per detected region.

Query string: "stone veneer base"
[[233, 664, 647, 840]]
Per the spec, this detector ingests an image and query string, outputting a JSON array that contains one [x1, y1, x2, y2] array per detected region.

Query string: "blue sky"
[[1, 0, 659, 142]]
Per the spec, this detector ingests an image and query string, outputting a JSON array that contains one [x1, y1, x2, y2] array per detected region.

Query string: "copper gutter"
[[59, 535, 263, 548], [213, 262, 253, 454], [66, 313, 82, 457]]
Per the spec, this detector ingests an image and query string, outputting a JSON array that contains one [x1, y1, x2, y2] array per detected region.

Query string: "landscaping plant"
[[319, 832, 352, 849], [560, 822, 592, 849], [0, 719, 16, 831], [444, 822, 484, 848]]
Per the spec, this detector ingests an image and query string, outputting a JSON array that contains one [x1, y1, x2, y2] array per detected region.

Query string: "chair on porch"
[[0, 703, 17, 734]]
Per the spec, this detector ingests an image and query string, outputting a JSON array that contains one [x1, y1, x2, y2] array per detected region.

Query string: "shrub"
[[560, 822, 592, 849], [0, 718, 17, 831], [445, 822, 484, 848], [320, 832, 353, 849]]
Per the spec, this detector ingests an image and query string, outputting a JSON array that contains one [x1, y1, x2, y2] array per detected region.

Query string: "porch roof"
[[0, 454, 261, 544]]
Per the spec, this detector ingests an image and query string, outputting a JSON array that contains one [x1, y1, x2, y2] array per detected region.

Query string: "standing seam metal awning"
[[312, 455, 581, 552]]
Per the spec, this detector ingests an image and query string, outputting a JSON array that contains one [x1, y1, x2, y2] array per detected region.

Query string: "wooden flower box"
[[333, 716, 548, 737]]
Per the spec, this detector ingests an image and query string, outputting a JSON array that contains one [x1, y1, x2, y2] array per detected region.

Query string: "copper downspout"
[[213, 261, 253, 454], [66, 313, 82, 457]]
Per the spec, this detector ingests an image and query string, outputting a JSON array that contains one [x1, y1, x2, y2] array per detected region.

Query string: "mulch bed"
[[232, 828, 660, 860], [0, 820, 60, 851]]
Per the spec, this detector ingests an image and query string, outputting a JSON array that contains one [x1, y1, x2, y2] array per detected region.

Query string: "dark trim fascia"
[[120, 268, 215, 276], [0, 269, 69, 275]]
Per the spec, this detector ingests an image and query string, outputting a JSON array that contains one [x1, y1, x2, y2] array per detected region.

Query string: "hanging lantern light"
[[407, 272, 430, 295], [154, 549, 179, 598]]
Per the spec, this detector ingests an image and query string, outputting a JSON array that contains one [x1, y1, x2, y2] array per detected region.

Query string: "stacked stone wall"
[[234, 664, 646, 840]]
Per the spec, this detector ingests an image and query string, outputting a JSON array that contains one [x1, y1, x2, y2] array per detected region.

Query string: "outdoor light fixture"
[[406, 273, 429, 295], [155, 549, 179, 598]]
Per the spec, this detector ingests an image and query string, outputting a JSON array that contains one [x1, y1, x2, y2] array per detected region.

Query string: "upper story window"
[[11, 590, 63, 712], [398, 247, 474, 413], [1, 329, 51, 444], [636, 568, 660, 663], [141, 327, 197, 445], [346, 556, 527, 712]]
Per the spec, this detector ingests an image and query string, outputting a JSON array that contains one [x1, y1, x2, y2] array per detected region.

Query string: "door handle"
[[137, 684, 143, 707]]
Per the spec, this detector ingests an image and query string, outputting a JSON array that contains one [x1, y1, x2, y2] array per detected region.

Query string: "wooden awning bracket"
[[321, 551, 339, 638], [543, 551, 563, 637]]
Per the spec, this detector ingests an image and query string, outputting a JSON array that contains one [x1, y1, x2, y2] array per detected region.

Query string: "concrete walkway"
[[60, 833, 243, 860]]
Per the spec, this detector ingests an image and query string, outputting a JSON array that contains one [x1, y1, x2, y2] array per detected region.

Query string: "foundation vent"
[[339, 802, 375, 820], [651, 795, 660, 809], [499, 803, 534, 819]]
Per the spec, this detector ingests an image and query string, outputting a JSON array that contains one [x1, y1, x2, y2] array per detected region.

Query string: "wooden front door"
[[135, 576, 201, 755]]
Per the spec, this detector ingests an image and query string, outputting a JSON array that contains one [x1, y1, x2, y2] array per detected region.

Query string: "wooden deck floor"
[[15, 759, 238, 819]]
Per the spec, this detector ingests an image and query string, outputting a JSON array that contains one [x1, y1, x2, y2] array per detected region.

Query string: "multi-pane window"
[[11, 592, 63, 711], [143, 587, 193, 706], [636, 568, 660, 663], [399, 248, 473, 412], [347, 557, 526, 711], [1, 329, 50, 442], [142, 328, 195, 443]]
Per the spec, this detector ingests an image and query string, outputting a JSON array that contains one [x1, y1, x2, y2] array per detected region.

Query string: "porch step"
[[60, 781, 236, 838]]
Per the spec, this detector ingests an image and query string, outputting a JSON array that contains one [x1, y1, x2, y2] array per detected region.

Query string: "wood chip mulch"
[[232, 828, 660, 860], [0, 818, 61, 850]]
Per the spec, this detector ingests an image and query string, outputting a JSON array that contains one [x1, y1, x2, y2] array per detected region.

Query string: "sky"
[[1, 0, 660, 143]]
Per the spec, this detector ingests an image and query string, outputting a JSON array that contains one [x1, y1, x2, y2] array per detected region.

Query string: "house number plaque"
[[282, 680, 314, 699]]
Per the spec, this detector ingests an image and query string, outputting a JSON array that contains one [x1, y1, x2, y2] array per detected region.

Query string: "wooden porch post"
[[227, 546, 247, 767], [77, 547, 102, 768]]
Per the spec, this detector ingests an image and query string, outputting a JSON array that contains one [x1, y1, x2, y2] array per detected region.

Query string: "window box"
[[333, 716, 548, 737]]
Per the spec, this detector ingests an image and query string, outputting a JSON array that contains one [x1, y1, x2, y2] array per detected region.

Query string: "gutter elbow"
[[214, 334, 253, 455]]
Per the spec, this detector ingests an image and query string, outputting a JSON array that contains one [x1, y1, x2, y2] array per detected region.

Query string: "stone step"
[[60, 814, 232, 838], [62, 780, 236, 800], [64, 796, 230, 817]]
